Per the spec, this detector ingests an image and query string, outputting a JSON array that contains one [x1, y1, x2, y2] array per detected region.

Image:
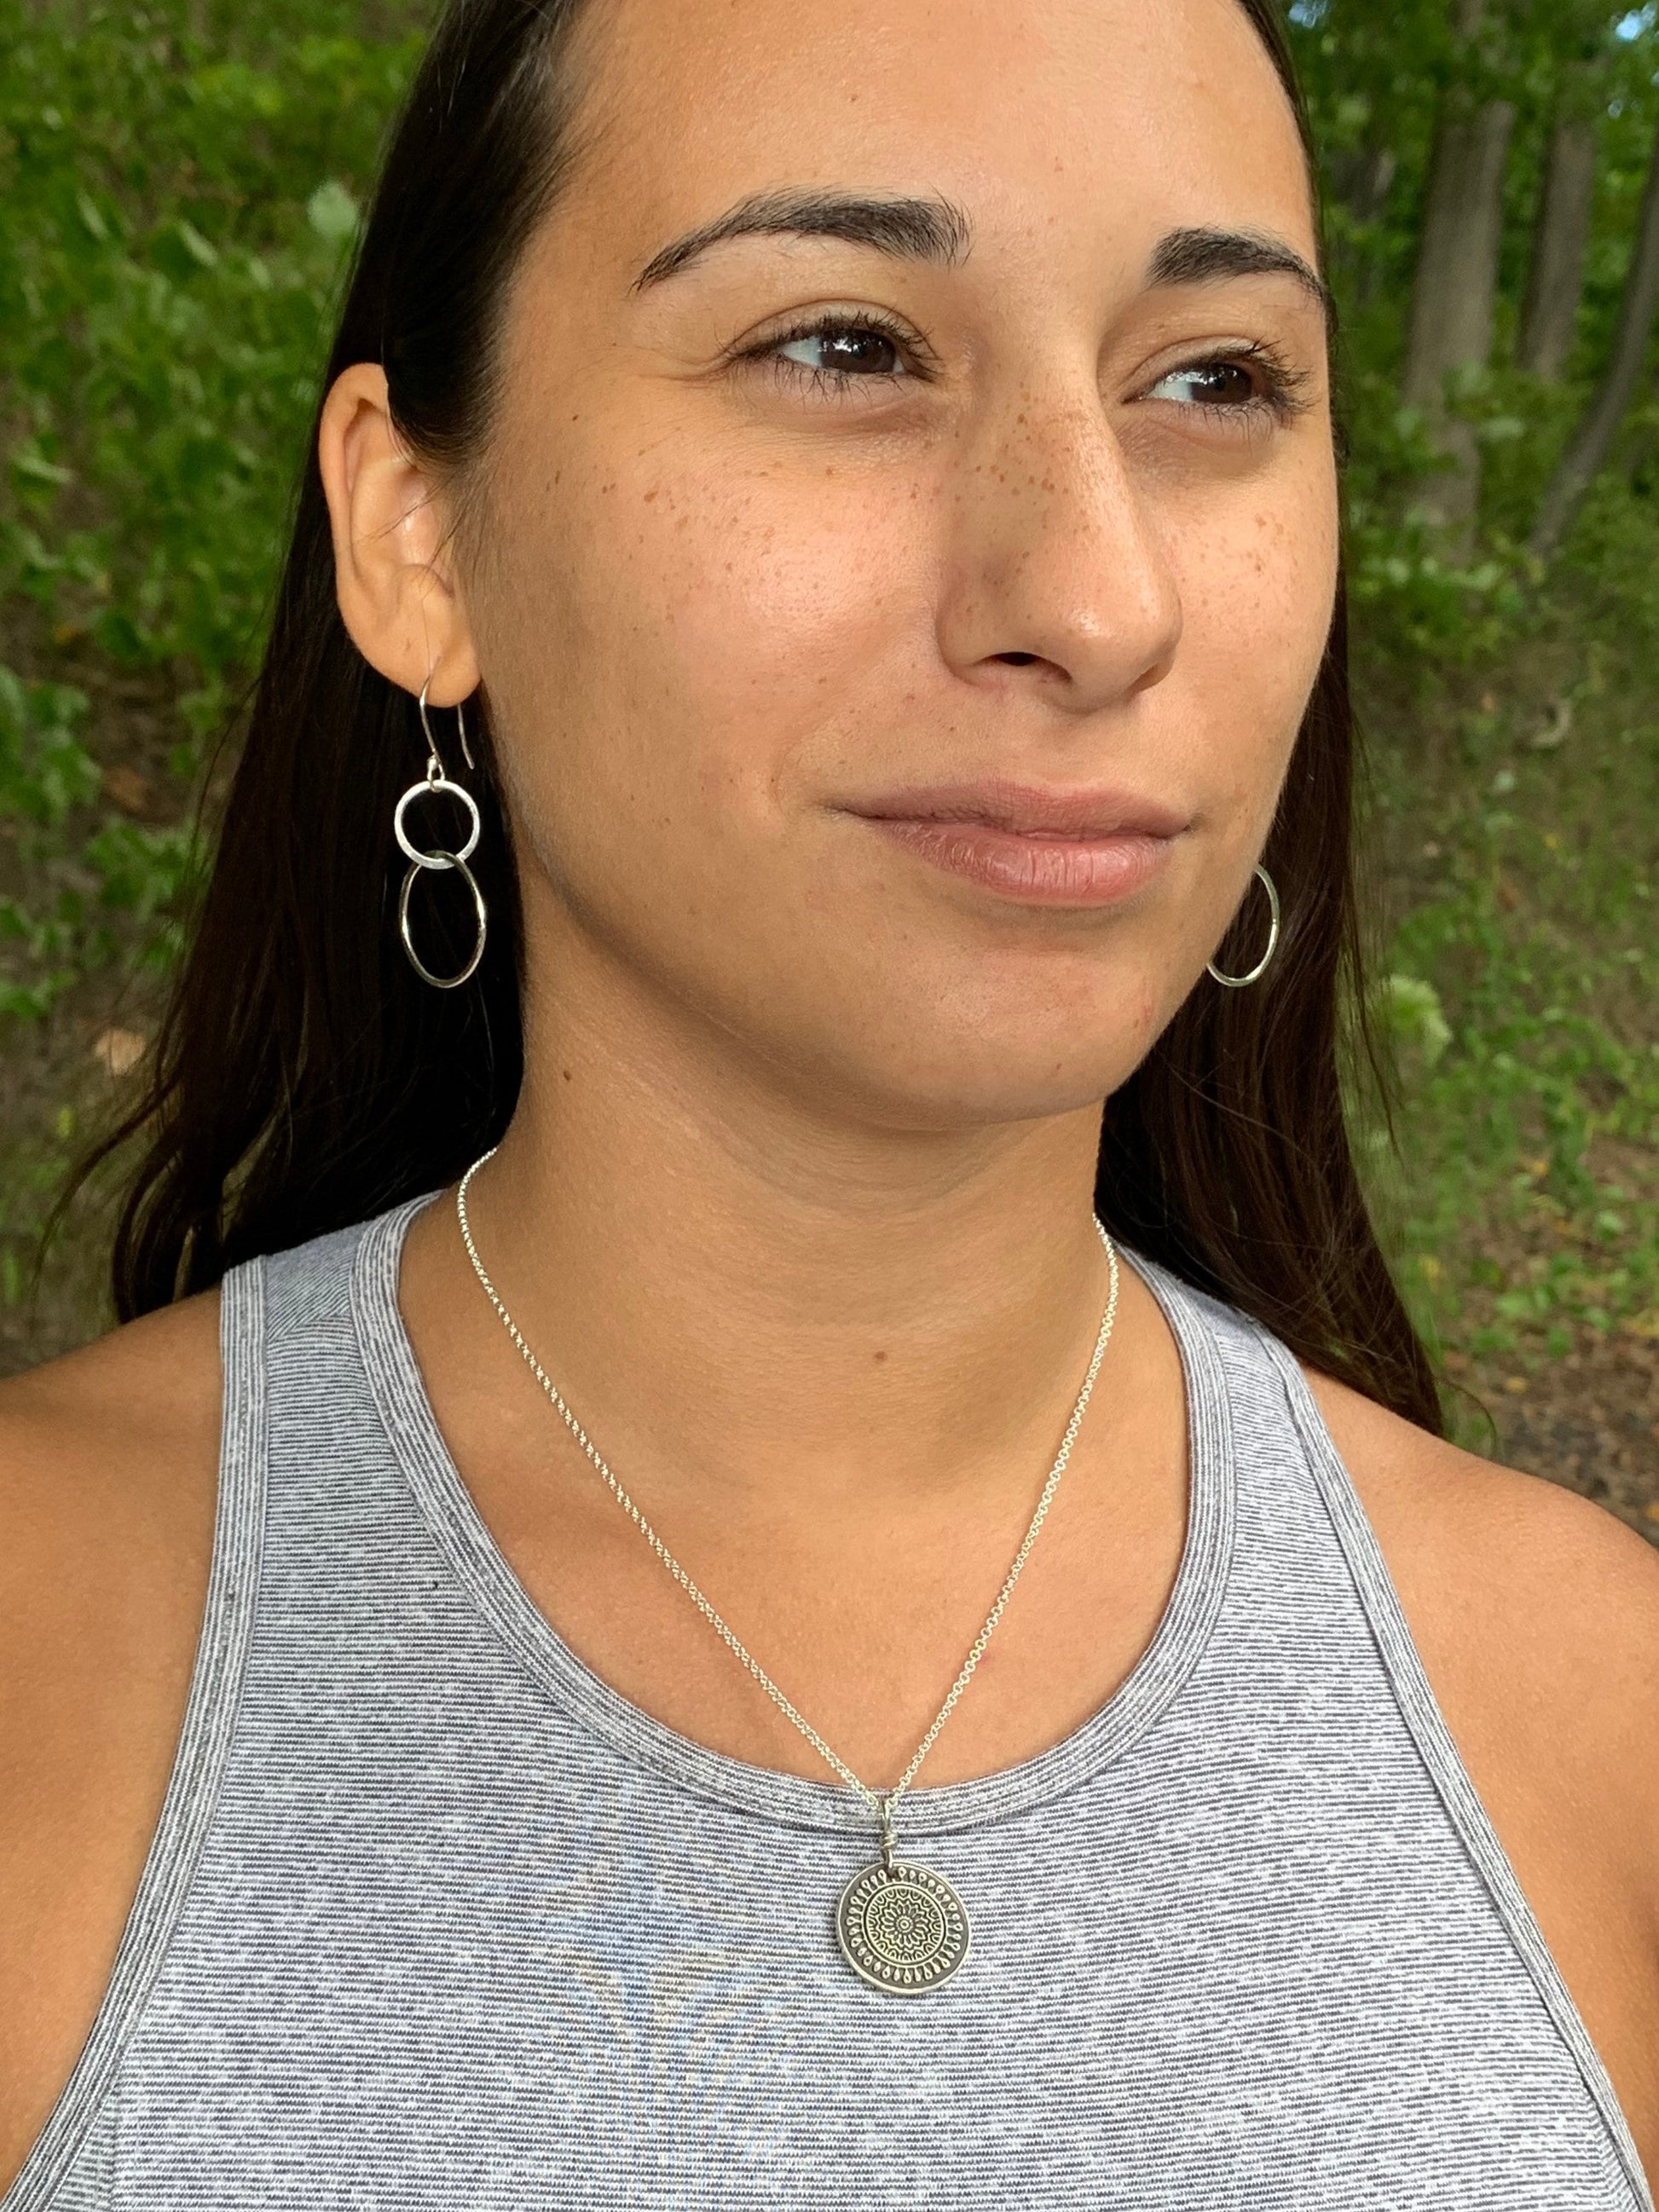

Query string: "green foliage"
[[1290, 0, 1659, 1419], [0, 0, 421, 1023], [0, 2, 416, 698], [1299, 0, 1659, 656], [1352, 687, 1658, 1397], [0, 667, 98, 825]]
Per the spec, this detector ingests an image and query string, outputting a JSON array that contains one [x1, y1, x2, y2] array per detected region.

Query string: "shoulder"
[[0, 1291, 224, 1758], [0, 1289, 223, 1557], [1298, 1360, 1659, 1862], [1297, 1358, 1659, 1628], [0, 1287, 223, 1763], [0, 1295, 225, 2173]]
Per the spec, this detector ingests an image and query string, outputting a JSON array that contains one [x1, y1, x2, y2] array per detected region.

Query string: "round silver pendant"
[[835, 1858, 971, 1994]]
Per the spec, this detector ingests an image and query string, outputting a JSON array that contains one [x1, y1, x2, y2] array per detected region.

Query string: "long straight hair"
[[81, 0, 1446, 1436]]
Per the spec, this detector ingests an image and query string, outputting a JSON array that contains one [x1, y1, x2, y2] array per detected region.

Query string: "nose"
[[934, 385, 1184, 715]]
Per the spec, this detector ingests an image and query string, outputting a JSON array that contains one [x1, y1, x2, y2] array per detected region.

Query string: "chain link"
[[454, 1148, 1120, 1837]]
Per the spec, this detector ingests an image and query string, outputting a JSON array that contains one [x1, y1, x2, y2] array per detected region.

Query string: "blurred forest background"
[[0, 0, 1654, 1525]]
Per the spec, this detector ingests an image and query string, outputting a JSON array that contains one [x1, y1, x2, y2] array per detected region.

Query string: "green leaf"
[[9, 442, 73, 490], [149, 217, 220, 281], [306, 178, 361, 246], [1374, 973, 1454, 1067]]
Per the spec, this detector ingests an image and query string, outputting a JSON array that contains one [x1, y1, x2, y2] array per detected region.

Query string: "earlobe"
[[316, 360, 480, 706]]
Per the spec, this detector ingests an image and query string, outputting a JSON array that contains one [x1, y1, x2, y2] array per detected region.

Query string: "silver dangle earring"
[[1206, 863, 1280, 989], [394, 676, 488, 990]]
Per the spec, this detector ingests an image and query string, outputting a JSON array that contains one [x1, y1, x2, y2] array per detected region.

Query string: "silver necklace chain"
[[454, 1147, 1120, 1845]]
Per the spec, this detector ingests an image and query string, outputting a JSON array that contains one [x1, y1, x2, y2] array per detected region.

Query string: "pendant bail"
[[879, 1793, 899, 1874]]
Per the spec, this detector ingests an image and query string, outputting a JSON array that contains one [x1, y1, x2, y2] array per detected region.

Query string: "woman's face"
[[457, 0, 1338, 1129]]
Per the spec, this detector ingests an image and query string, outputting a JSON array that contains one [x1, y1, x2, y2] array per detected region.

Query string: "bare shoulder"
[[0, 1292, 223, 2178], [0, 1286, 224, 1796], [0, 1289, 223, 1587], [1298, 1360, 1659, 1857]]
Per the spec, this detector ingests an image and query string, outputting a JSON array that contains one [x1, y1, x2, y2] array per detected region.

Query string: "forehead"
[[562, 0, 1315, 280]]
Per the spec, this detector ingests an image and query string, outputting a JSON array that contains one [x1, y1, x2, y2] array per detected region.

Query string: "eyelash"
[[734, 309, 1312, 426]]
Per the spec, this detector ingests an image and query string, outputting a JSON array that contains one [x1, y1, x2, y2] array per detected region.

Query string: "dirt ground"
[[1411, 1123, 1657, 1544]]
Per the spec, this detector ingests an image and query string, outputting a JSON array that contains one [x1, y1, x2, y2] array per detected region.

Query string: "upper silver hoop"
[[1206, 863, 1280, 989], [398, 849, 488, 989], [395, 777, 482, 870]]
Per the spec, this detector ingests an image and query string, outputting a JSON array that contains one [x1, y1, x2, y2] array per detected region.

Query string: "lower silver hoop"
[[398, 850, 488, 989], [395, 777, 482, 870], [1206, 863, 1280, 989]]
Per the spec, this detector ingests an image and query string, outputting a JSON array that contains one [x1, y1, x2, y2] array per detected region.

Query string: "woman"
[[1, 0, 1655, 2199]]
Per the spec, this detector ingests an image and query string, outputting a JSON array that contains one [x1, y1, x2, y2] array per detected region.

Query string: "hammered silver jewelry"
[[1206, 862, 1280, 989], [454, 1149, 1121, 1996], [395, 676, 487, 990]]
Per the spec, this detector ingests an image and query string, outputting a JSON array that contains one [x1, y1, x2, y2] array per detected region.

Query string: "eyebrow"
[[629, 188, 1332, 326], [630, 188, 972, 292], [1147, 225, 1333, 328]]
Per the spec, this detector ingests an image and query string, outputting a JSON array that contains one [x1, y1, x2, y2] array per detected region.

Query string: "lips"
[[840, 780, 1190, 907]]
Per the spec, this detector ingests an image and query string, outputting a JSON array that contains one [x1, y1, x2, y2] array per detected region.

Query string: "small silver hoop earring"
[[1206, 863, 1280, 989], [396, 677, 488, 990]]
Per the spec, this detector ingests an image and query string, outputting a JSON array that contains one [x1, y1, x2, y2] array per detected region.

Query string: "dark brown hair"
[[83, 0, 1446, 1436]]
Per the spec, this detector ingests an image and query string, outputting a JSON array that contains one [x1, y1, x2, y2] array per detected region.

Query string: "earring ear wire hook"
[[418, 673, 477, 779]]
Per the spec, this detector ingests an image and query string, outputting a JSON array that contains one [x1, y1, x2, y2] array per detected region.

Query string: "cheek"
[[487, 430, 924, 868], [1165, 456, 1339, 801]]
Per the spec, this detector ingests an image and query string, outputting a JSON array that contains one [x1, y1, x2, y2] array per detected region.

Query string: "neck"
[[408, 950, 1135, 1521]]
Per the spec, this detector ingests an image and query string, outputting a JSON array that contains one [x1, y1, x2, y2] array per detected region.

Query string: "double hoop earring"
[[394, 676, 488, 990], [1206, 863, 1280, 989]]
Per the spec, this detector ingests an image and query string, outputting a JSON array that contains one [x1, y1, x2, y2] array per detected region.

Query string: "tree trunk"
[[1530, 113, 1659, 561], [1402, 89, 1517, 534], [1519, 77, 1600, 381], [1397, 0, 1512, 539]]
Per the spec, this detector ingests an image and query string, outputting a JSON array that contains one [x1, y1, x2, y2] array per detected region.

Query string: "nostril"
[[999, 651, 1038, 665]]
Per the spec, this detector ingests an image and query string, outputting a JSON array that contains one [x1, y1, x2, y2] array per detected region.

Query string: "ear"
[[316, 361, 481, 708]]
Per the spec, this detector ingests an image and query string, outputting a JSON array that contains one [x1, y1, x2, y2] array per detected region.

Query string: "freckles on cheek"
[[1179, 497, 1333, 733], [624, 461, 921, 713]]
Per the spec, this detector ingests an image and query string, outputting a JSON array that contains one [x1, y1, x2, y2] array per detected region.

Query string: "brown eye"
[[772, 321, 906, 379], [736, 309, 924, 398], [1147, 360, 1260, 409]]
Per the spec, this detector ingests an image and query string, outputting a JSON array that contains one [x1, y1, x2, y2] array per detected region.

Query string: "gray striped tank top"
[[7, 1195, 1654, 2210]]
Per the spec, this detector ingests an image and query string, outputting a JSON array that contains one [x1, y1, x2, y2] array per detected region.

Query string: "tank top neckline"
[[353, 1192, 1240, 1842]]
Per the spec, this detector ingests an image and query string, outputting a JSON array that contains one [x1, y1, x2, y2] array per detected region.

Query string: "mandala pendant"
[[834, 1857, 971, 1994]]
